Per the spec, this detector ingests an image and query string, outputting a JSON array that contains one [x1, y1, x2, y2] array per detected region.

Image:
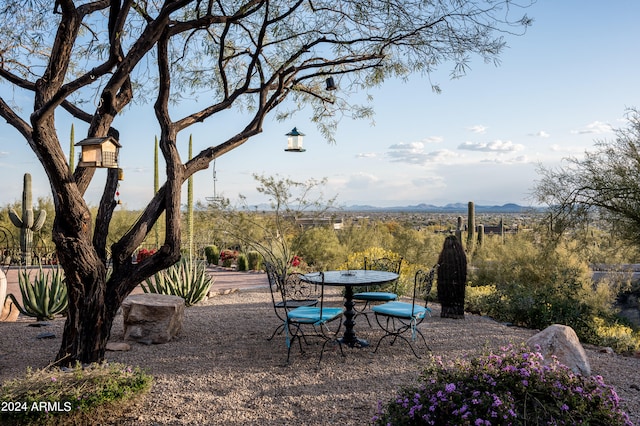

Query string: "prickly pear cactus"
[[8, 173, 46, 266]]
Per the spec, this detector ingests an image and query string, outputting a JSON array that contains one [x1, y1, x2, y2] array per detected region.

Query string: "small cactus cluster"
[[8, 173, 46, 266]]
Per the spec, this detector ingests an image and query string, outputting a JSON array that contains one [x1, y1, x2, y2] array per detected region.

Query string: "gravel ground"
[[1, 287, 639, 425]]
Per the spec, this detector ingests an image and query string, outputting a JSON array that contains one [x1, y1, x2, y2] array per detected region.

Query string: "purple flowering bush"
[[373, 345, 633, 425]]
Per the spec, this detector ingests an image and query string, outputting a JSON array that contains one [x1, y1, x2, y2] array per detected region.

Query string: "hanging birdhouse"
[[284, 127, 306, 152], [75, 136, 121, 168]]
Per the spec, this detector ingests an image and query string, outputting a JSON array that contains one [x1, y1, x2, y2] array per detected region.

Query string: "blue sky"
[[1, 1, 640, 210]]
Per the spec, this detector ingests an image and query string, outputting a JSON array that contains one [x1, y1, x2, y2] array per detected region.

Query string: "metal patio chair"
[[265, 262, 319, 341], [283, 272, 344, 365], [352, 256, 403, 326], [372, 264, 438, 358]]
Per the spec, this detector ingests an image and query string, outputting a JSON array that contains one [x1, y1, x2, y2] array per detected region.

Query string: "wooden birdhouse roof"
[[75, 136, 121, 147]]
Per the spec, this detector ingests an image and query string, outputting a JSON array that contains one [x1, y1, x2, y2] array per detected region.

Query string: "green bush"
[[246, 251, 262, 270], [0, 362, 151, 425], [469, 237, 640, 353], [373, 345, 633, 425], [204, 245, 219, 265], [465, 284, 496, 315], [9, 264, 68, 321], [141, 258, 214, 307], [237, 253, 248, 271]]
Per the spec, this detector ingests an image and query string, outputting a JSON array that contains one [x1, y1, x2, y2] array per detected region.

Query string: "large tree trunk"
[[52, 207, 111, 365]]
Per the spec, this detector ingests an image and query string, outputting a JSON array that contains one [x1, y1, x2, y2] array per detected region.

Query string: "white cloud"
[[345, 172, 379, 188], [422, 136, 444, 143], [468, 125, 488, 134], [387, 141, 458, 165], [458, 140, 524, 152], [387, 142, 428, 164], [481, 155, 530, 164], [571, 121, 613, 134], [356, 152, 377, 158], [0, 151, 8, 157], [388, 141, 424, 151], [426, 149, 458, 163], [532, 130, 550, 138]]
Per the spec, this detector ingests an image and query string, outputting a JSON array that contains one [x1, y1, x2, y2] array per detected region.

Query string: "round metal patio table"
[[301, 270, 399, 348]]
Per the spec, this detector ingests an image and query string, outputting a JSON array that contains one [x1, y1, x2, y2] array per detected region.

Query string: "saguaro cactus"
[[8, 173, 46, 266], [437, 235, 468, 319], [466, 201, 475, 251]]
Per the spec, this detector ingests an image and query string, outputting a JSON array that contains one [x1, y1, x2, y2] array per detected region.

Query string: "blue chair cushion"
[[352, 291, 397, 301], [372, 301, 431, 319], [287, 306, 343, 325]]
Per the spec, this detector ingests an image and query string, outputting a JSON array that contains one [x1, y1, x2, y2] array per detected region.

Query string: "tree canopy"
[[535, 109, 640, 246], [0, 0, 533, 365]]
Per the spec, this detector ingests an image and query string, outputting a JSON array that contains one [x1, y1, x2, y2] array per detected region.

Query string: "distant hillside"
[[244, 202, 541, 213], [340, 203, 537, 213]]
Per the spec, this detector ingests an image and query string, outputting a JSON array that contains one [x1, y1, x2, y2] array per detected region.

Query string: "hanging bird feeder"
[[75, 136, 121, 168], [284, 127, 306, 152]]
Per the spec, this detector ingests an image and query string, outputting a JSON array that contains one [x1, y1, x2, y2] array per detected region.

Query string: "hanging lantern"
[[118, 167, 124, 181], [75, 136, 121, 168], [325, 77, 337, 91], [284, 127, 306, 152]]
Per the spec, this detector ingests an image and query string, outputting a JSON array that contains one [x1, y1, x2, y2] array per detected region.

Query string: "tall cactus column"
[[8, 173, 46, 266], [437, 234, 468, 319], [466, 201, 475, 252]]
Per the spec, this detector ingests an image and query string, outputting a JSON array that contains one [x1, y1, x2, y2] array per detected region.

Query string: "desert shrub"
[[465, 284, 496, 315], [373, 345, 633, 425], [141, 257, 213, 307], [589, 316, 640, 354], [0, 362, 152, 425], [237, 253, 248, 271], [246, 251, 262, 270], [296, 226, 347, 271], [469, 237, 640, 353], [204, 245, 219, 265], [219, 249, 238, 267]]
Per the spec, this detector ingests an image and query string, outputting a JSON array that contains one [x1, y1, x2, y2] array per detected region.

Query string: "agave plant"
[[9, 264, 68, 321], [141, 257, 214, 307]]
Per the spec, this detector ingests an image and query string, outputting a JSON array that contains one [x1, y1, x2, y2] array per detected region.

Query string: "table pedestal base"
[[338, 337, 370, 348]]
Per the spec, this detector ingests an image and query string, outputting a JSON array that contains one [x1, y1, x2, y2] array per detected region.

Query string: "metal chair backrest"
[[317, 272, 328, 315], [265, 261, 286, 305], [283, 272, 317, 301], [363, 256, 403, 292], [364, 257, 403, 274], [412, 265, 438, 316]]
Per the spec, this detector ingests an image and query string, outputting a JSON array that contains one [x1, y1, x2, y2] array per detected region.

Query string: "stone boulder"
[[526, 324, 591, 376], [1, 297, 20, 322], [121, 293, 185, 344]]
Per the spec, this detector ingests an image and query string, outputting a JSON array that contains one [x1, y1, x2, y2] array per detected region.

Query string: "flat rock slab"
[[122, 293, 185, 345], [106, 342, 131, 351]]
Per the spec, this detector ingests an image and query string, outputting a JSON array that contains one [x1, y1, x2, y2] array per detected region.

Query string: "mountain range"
[[338, 203, 538, 213]]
